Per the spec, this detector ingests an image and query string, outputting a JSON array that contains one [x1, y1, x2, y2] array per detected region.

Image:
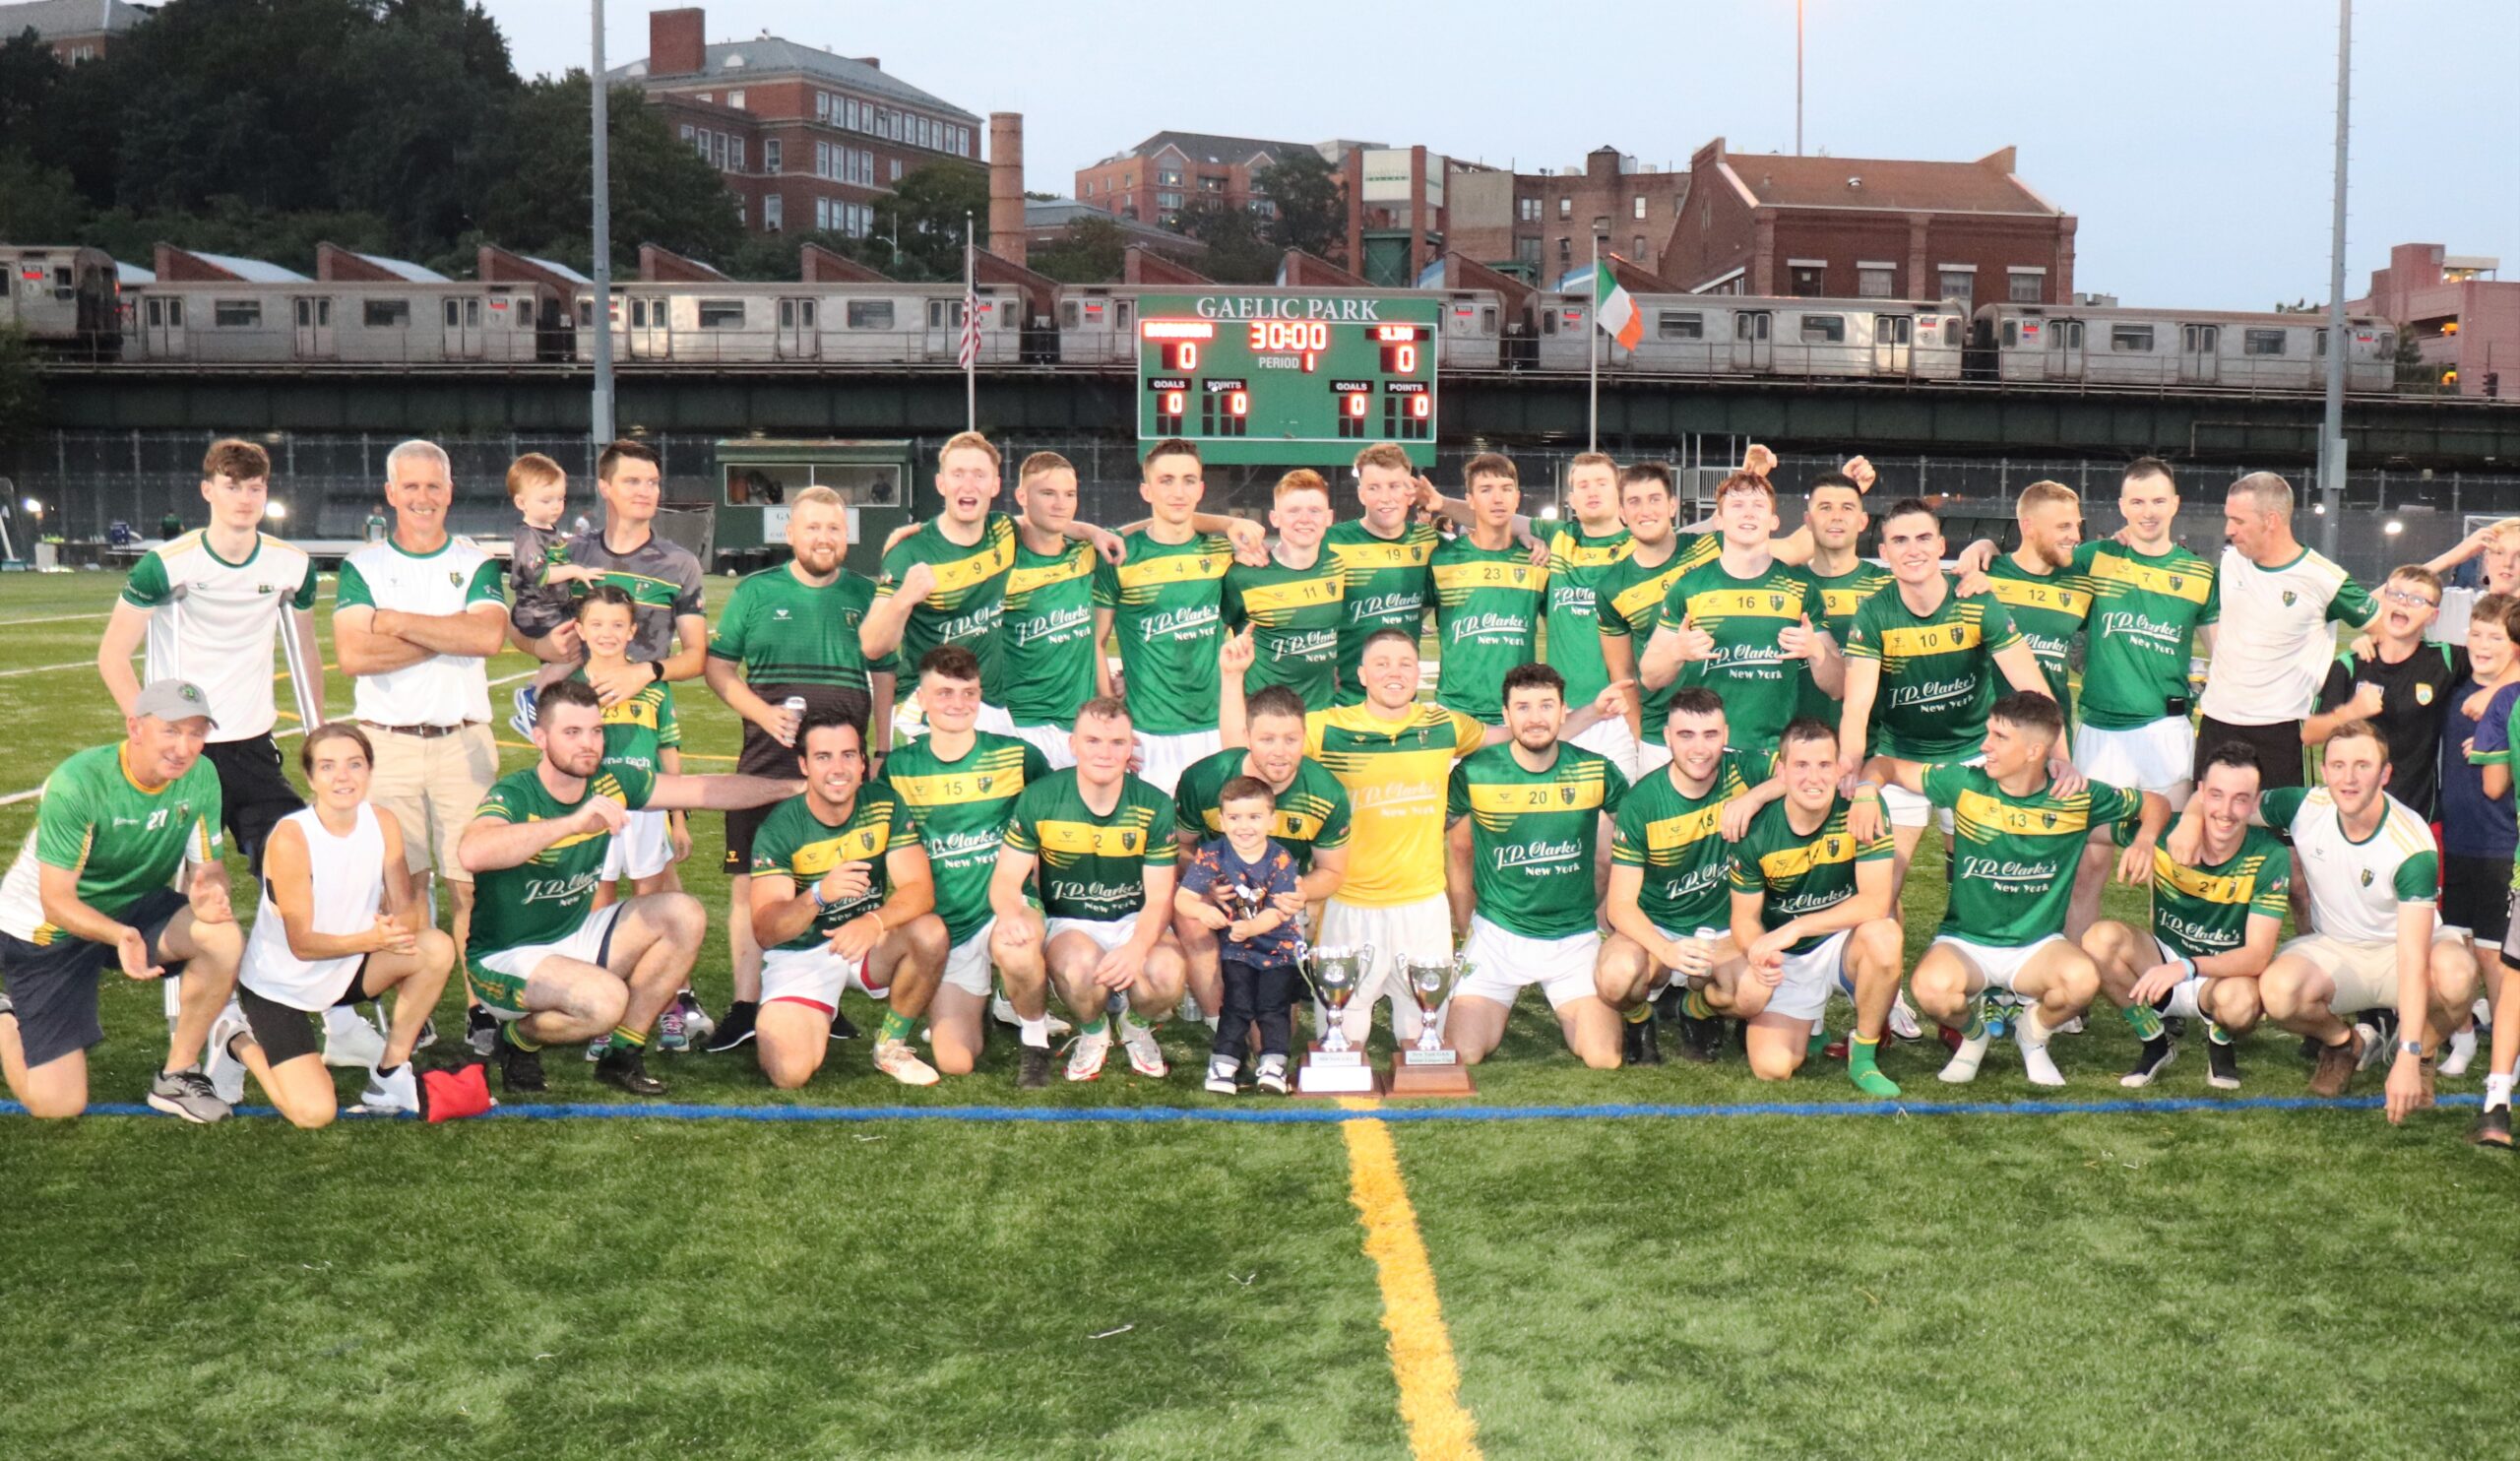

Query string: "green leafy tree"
[[473, 75, 744, 275], [1258, 151, 1345, 263], [859, 162, 991, 282], [1031, 216, 1127, 285], [1173, 201, 1276, 284]]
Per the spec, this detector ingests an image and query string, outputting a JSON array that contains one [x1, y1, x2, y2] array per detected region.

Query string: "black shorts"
[[234, 971, 371, 1066], [2441, 855, 2512, 946], [205, 733, 303, 874], [2195, 716, 2309, 793], [0, 886, 191, 1068], [723, 684, 872, 872]]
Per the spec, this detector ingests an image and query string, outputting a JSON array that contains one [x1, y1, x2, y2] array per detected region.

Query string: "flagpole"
[[964, 212, 976, 433], [1587, 230, 1601, 451]]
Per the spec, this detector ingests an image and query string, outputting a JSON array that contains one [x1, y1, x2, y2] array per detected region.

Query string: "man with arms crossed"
[[1863, 692, 2166, 1086], [1324, 444, 1441, 708], [1640, 471, 1839, 762], [0, 680, 243, 1121], [990, 697, 1186, 1083], [745, 711, 948, 1090], [1597, 462, 1719, 778], [2083, 742, 2290, 1089], [460, 681, 797, 1097], [1443, 664, 1630, 1068], [1545, 451, 1638, 775]]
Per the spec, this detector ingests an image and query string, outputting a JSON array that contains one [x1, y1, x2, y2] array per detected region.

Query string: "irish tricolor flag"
[[1594, 259, 1641, 351]]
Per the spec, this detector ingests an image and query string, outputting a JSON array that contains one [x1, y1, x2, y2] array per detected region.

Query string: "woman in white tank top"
[[213, 724, 457, 1127]]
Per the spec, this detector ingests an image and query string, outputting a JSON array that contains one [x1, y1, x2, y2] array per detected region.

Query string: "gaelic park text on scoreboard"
[[1135, 292, 1440, 467]]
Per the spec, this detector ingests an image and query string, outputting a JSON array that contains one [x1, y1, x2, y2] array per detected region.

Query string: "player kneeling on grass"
[[460, 681, 799, 1098], [745, 712, 948, 1089], [989, 696, 1187, 1083], [1595, 688, 1775, 1066], [1860, 692, 2167, 1088], [213, 724, 456, 1124], [1442, 664, 1632, 1069], [2166, 719, 2471, 1125], [0, 680, 243, 1122], [2082, 742, 2291, 1091], [1176, 777, 1305, 1094], [1723, 719, 1906, 1093]]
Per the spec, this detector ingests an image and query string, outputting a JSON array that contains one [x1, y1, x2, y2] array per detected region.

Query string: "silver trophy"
[[1296, 942, 1377, 1094], [1400, 954, 1470, 1060]]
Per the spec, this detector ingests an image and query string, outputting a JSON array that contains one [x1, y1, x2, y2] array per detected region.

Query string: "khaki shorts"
[[2277, 930, 2468, 1015], [364, 722, 497, 882]]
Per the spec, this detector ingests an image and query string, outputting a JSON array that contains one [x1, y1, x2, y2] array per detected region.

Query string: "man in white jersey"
[[331, 439, 509, 995], [96, 437, 323, 876], [2193, 471, 2376, 791], [2168, 720, 2472, 1123]]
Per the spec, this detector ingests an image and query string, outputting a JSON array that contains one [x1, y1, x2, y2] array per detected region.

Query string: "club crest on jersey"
[[1119, 831, 1139, 854], [1559, 784, 1577, 804], [1768, 595, 1786, 611], [2417, 684, 2434, 706], [449, 570, 462, 586], [1824, 837, 1843, 858], [977, 774, 994, 792], [2283, 590, 2298, 606], [2361, 868, 2374, 887], [2170, 576, 2184, 591], [2043, 811, 2057, 827]]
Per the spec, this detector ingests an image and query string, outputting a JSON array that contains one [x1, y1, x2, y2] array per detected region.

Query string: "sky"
[[484, 0, 2519, 310]]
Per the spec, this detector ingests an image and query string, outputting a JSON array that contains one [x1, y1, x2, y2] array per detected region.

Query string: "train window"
[[697, 300, 746, 330], [1482, 306, 1498, 334], [2001, 321, 2018, 348], [1734, 312, 1770, 341], [1059, 300, 1080, 329], [1799, 315, 1845, 344], [364, 299, 410, 328], [629, 298, 647, 329], [165, 298, 182, 327], [2051, 321, 2083, 350], [214, 300, 261, 328], [2313, 329, 2326, 356], [927, 300, 968, 330], [847, 300, 895, 330], [2110, 324, 2155, 352], [2182, 325, 2218, 352], [1657, 312, 1703, 341], [2244, 329, 2287, 356], [2374, 331, 2393, 357]]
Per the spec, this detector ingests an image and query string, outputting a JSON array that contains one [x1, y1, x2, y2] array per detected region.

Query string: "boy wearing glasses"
[[2304, 565, 2465, 820]]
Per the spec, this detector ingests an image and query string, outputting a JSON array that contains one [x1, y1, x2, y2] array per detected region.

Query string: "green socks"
[[1848, 1035, 1901, 1098], [603, 1025, 647, 1056], [1077, 1015, 1108, 1039], [879, 1008, 916, 1046], [1623, 1002, 1655, 1025], [2123, 1003, 2167, 1042], [1681, 988, 1715, 1021], [1961, 997, 1987, 1044], [503, 1024, 542, 1053]]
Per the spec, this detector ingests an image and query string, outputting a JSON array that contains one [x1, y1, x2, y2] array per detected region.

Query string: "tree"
[[866, 161, 991, 282], [1031, 215, 1127, 285], [1258, 151, 1345, 263], [473, 76, 744, 275], [1174, 201, 1276, 284]]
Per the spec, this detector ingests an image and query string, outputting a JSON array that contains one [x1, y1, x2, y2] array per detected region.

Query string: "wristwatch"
[[2399, 1039, 2425, 1057]]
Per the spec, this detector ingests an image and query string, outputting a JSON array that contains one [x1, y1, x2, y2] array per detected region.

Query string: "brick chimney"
[[651, 7, 705, 78], [988, 112, 1026, 268]]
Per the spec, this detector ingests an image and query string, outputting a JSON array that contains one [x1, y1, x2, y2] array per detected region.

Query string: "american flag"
[[957, 289, 982, 369]]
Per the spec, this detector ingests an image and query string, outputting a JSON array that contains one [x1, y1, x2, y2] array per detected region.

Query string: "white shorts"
[[1045, 916, 1137, 955], [599, 808, 673, 882], [2074, 717, 2195, 797], [1932, 932, 2065, 994], [1135, 728, 1224, 794], [1315, 893, 1452, 1042], [2277, 930, 2468, 1015], [1884, 755, 1981, 831], [761, 941, 883, 1014], [1569, 717, 1641, 781], [1009, 720, 1077, 771], [1454, 916, 1604, 1012], [1633, 738, 1673, 776], [1767, 927, 1855, 1024], [942, 919, 996, 998], [472, 903, 626, 1010], [976, 703, 1016, 735]]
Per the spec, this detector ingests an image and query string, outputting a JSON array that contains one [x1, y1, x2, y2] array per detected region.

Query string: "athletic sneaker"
[[2353, 1021, 2386, 1073], [990, 994, 1072, 1039], [2441, 1025, 2478, 1078], [1255, 1054, 1291, 1095], [705, 999, 759, 1052], [674, 992, 715, 1045], [594, 1047, 666, 1096], [1622, 1016, 1664, 1067], [465, 1006, 499, 1057], [1016, 1045, 1054, 1090], [508, 685, 539, 740], [1888, 995, 1923, 1043], [583, 1038, 606, 1062], [2307, 1030, 2364, 1098], [205, 999, 252, 1107], [497, 1041, 547, 1094], [321, 1006, 386, 1070], [146, 1067, 231, 1124], [2468, 1106, 2513, 1148], [1064, 1028, 1111, 1082], [412, 1016, 438, 1052], [357, 1062, 420, 1116], [2120, 1038, 2176, 1089], [871, 1038, 940, 1087], [1938, 1027, 1991, 1084], [830, 1009, 860, 1042], [1675, 1009, 1723, 1063], [657, 999, 688, 1053], [2206, 1039, 2242, 1091], [1119, 1016, 1168, 1078], [1205, 1057, 1239, 1096]]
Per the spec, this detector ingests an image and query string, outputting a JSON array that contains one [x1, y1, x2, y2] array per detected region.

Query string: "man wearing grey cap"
[[0, 680, 245, 1121]]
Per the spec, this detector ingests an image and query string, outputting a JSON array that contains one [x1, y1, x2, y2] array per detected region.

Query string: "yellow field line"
[[1339, 1099, 1482, 1460]]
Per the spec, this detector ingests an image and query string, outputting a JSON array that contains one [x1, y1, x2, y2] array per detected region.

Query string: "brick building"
[[1448, 146, 1692, 284], [2354, 243, 2515, 397], [1658, 138, 2074, 307], [613, 7, 983, 243], [1074, 131, 1335, 229], [0, 0, 147, 63]]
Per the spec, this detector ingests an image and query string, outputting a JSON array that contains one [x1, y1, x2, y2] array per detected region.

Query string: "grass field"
[[2, 568, 2513, 1460]]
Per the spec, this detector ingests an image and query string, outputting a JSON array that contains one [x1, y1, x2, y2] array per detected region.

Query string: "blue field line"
[[12, 1092, 2488, 1125]]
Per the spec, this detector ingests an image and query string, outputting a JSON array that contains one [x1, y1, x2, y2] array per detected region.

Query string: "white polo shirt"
[[2196, 545, 2373, 727], [2261, 785, 2437, 945], [121, 531, 320, 741], [335, 536, 506, 728]]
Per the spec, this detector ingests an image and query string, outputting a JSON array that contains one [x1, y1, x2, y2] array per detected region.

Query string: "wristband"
[[870, 910, 887, 936], [649, 660, 666, 682], [809, 881, 830, 910]]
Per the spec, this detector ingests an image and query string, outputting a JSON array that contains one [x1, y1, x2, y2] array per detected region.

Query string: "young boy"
[[2447, 595, 2520, 1076], [1177, 776, 1304, 1094], [503, 453, 603, 735]]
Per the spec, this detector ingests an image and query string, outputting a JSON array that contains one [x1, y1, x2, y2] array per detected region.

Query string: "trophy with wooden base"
[[1389, 954, 1476, 1097], [1296, 943, 1379, 1095]]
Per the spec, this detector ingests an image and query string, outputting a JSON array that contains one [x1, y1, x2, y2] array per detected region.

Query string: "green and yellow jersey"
[[1095, 530, 1232, 734], [1661, 555, 1824, 754], [1171, 748, 1354, 871], [2150, 827, 2292, 963], [1001, 769, 1178, 921], [1843, 580, 2027, 761], [1543, 523, 1633, 708], [1446, 742, 1628, 939], [1430, 536, 1547, 726], [1728, 795, 1893, 955], [1610, 751, 1758, 933], [468, 764, 655, 960], [883, 731, 1048, 945], [1928, 763, 2144, 946], [2073, 540, 2218, 730], [1304, 702, 1488, 908], [1324, 519, 1439, 707], [876, 513, 1018, 703], [1984, 555, 2092, 726], [1000, 538, 1101, 730], [1223, 553, 1346, 708], [747, 786, 920, 951]]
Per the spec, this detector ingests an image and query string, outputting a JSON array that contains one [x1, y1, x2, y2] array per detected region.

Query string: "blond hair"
[[1353, 443, 1413, 476], [1018, 450, 1073, 483], [505, 452, 565, 500], [938, 431, 1001, 472], [1275, 469, 1332, 503], [2016, 479, 2078, 520]]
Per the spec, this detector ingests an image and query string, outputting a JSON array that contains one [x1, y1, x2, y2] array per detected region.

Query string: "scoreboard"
[[1135, 293, 1440, 467]]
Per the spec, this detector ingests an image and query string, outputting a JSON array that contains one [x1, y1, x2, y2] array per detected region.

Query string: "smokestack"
[[989, 111, 1025, 268]]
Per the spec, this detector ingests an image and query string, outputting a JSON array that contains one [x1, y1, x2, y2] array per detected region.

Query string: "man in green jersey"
[[1840, 497, 2052, 892], [1598, 688, 1774, 1066], [990, 696, 1187, 1083], [1095, 439, 1239, 794], [1598, 462, 1721, 778], [1001, 451, 1114, 771], [0, 680, 242, 1122], [746, 711, 949, 1091], [1640, 471, 1841, 759], [1223, 469, 1347, 709], [1442, 664, 1632, 1067], [702, 487, 898, 1053], [1547, 452, 1638, 776], [1187, 673, 1354, 1029], [1979, 481, 2091, 718], [1862, 692, 2166, 1087], [1324, 443, 1442, 708], [2083, 742, 2290, 1090], [1432, 452, 1553, 726], [459, 681, 799, 1098], [885, 647, 1058, 1088], [1725, 719, 1908, 1094]]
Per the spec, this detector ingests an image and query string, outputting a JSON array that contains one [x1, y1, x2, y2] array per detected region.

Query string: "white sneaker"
[[2051, 1015, 2086, 1037], [2353, 1022, 2385, 1071], [1889, 994, 1922, 1042], [2015, 1013, 2065, 1088], [1119, 1015, 1168, 1078], [1254, 1054, 1291, 1095], [356, 1062, 421, 1115], [990, 994, 1071, 1039], [1204, 1058, 1239, 1096], [321, 1004, 386, 1070], [206, 999, 251, 1107], [2441, 1026, 2479, 1078], [871, 1038, 940, 1087], [1939, 1027, 1991, 1084], [1064, 1028, 1110, 1082]]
